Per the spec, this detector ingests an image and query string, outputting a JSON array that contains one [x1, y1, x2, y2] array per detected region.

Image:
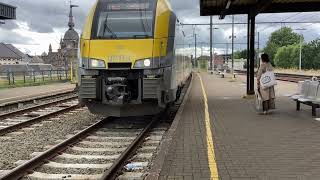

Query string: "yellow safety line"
[[197, 73, 219, 179]]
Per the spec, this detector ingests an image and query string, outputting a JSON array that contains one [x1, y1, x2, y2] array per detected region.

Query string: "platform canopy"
[[200, 0, 320, 95], [0, 2, 16, 20], [200, 0, 320, 18]]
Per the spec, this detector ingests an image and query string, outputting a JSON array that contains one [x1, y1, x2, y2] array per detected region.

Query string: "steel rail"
[[0, 90, 76, 108], [101, 114, 160, 180], [0, 103, 79, 136], [0, 118, 108, 180], [1, 114, 159, 180], [0, 95, 78, 120]]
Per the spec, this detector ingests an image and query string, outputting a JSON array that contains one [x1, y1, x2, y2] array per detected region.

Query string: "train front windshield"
[[93, 0, 157, 39]]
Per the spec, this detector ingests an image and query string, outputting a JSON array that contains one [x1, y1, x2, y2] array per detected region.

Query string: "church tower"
[[62, 2, 79, 71], [63, 4, 79, 50]]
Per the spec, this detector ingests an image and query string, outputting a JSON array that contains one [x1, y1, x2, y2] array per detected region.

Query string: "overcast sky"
[[0, 0, 320, 56]]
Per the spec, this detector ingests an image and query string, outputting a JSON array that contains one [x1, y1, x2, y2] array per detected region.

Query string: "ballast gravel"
[[36, 165, 107, 175], [0, 108, 102, 170]]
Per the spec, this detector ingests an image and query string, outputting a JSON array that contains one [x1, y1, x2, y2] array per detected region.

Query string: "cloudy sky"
[[0, 0, 320, 56]]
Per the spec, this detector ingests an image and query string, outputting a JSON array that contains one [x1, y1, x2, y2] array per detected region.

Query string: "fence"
[[0, 70, 71, 88]]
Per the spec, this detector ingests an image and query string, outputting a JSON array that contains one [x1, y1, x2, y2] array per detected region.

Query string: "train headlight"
[[89, 59, 105, 69], [144, 59, 151, 67], [134, 58, 152, 68]]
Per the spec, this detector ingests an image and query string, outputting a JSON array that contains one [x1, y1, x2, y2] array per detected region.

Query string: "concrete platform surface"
[[159, 72, 320, 180], [0, 83, 75, 105]]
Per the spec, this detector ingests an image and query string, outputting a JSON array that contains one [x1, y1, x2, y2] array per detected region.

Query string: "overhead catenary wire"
[[182, 12, 320, 54]]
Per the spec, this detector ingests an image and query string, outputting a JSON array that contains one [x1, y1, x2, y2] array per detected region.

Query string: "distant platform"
[[150, 72, 320, 179], [0, 83, 75, 106]]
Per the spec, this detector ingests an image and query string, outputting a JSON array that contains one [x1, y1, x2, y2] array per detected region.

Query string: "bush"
[[274, 44, 300, 68]]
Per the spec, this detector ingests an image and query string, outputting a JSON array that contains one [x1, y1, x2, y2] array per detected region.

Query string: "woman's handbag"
[[260, 70, 277, 89], [255, 89, 263, 112]]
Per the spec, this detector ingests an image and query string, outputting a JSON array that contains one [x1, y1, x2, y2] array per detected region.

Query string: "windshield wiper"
[[139, 0, 148, 35], [133, 35, 150, 39], [102, 13, 118, 39]]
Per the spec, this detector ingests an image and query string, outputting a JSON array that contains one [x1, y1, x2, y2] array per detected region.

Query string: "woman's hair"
[[261, 53, 270, 63]]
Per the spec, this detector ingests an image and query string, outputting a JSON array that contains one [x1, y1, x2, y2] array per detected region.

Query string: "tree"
[[264, 27, 302, 65], [302, 38, 320, 69], [234, 49, 248, 59], [274, 44, 299, 68]]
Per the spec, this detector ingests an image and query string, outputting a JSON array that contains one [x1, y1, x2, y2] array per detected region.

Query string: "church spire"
[[49, 44, 52, 53], [68, 2, 79, 30], [60, 37, 63, 48]]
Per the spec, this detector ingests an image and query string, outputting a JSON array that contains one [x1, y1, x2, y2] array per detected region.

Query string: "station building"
[[0, 43, 25, 65]]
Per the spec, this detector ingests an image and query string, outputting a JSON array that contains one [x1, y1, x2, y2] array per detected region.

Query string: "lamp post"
[[230, 15, 236, 78], [62, 42, 77, 83], [295, 28, 306, 72], [209, 22, 219, 71], [210, 16, 213, 70], [229, 35, 237, 74], [185, 34, 196, 68], [68, 40, 78, 83]]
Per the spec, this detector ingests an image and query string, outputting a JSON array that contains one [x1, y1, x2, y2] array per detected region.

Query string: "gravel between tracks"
[[0, 108, 102, 170]]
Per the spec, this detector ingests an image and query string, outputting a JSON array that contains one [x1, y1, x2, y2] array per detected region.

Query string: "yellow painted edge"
[[197, 73, 219, 179]]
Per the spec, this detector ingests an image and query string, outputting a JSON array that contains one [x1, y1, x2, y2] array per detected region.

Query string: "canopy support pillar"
[[247, 12, 256, 95]]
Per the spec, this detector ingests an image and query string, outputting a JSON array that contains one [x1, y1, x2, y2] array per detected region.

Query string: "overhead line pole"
[[257, 32, 260, 67], [294, 28, 307, 72], [193, 27, 197, 68], [231, 15, 235, 78], [299, 34, 302, 72], [210, 16, 213, 71]]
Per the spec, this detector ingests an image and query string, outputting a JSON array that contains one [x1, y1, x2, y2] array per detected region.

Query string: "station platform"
[[0, 83, 75, 106], [155, 72, 320, 180]]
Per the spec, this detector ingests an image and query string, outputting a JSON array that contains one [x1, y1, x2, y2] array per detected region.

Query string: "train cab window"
[[93, 0, 157, 39]]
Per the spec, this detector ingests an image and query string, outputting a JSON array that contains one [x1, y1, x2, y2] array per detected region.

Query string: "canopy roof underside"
[[200, 0, 320, 16], [0, 2, 16, 20]]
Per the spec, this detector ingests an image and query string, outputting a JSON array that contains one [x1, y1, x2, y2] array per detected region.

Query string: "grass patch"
[[0, 77, 70, 89]]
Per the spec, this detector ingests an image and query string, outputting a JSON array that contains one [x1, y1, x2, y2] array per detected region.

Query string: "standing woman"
[[257, 54, 276, 114]]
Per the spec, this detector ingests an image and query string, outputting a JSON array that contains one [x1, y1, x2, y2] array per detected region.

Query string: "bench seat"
[[291, 80, 320, 116]]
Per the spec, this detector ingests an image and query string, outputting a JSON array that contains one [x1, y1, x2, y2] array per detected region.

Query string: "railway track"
[[275, 73, 317, 83], [0, 90, 77, 113], [0, 114, 168, 180], [0, 76, 190, 180], [0, 75, 191, 180], [0, 97, 79, 136], [234, 70, 316, 83]]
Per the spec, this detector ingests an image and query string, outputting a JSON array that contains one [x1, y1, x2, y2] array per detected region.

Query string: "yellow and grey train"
[[79, 0, 192, 117]]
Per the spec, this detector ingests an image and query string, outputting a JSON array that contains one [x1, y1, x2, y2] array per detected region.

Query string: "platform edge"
[[145, 74, 194, 180]]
